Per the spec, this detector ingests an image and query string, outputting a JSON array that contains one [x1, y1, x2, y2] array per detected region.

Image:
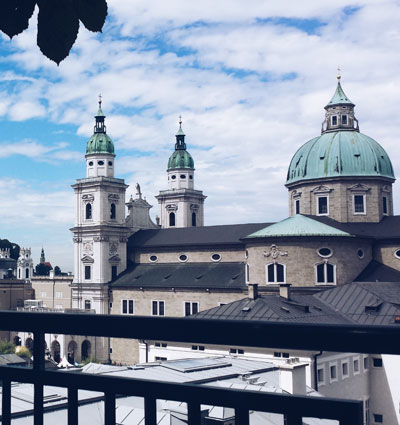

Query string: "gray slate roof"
[[354, 260, 400, 282], [128, 223, 270, 249], [110, 262, 246, 290]]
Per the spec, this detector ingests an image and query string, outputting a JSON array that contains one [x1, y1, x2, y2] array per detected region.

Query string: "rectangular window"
[[373, 357, 382, 368], [245, 263, 250, 283], [341, 115, 348, 125], [84, 300, 91, 311], [55, 292, 63, 299], [383, 196, 388, 215], [192, 345, 205, 351], [317, 196, 328, 215], [122, 299, 134, 315], [40, 291, 47, 298], [342, 361, 349, 378], [373, 414, 383, 423], [155, 356, 167, 361], [230, 348, 244, 355], [354, 194, 366, 214], [364, 356, 369, 371], [331, 115, 338, 126], [353, 357, 360, 374], [266, 263, 286, 284], [295, 199, 300, 214], [330, 363, 337, 381], [112, 265, 118, 280], [184, 302, 199, 316], [152, 300, 165, 316], [84, 265, 91, 280], [317, 367, 325, 384]]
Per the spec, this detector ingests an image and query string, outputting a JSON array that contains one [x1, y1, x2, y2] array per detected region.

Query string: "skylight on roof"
[[163, 358, 231, 373]]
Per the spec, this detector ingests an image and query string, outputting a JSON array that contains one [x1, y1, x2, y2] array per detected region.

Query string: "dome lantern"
[[167, 117, 194, 171]]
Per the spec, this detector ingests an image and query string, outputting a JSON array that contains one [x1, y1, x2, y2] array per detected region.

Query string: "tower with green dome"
[[286, 74, 395, 223], [71, 97, 129, 322], [156, 118, 206, 228]]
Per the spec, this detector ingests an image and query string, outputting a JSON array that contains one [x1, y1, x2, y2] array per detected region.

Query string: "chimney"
[[279, 283, 291, 300], [279, 360, 307, 395], [49, 270, 55, 279], [248, 283, 258, 300]]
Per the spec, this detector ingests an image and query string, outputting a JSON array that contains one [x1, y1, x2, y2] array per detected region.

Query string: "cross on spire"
[[337, 67, 341, 81], [179, 115, 182, 127], [98, 93, 102, 108]]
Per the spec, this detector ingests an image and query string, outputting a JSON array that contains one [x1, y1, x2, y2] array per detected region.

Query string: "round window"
[[98, 160, 104, 166], [149, 255, 158, 262], [108, 161, 113, 166], [357, 249, 364, 259], [180, 174, 186, 179], [318, 248, 332, 257], [171, 175, 176, 180], [179, 254, 188, 262], [88, 161, 94, 166], [394, 249, 400, 259], [211, 253, 221, 262]]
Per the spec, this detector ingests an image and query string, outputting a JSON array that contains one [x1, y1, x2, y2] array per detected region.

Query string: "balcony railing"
[[1, 310, 400, 425]]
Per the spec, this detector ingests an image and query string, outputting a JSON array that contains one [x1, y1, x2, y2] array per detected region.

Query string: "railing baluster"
[[235, 407, 249, 425], [1, 378, 11, 425], [33, 331, 45, 425], [145, 397, 157, 425], [104, 392, 116, 425], [68, 387, 78, 425], [188, 401, 201, 425], [286, 413, 302, 425]]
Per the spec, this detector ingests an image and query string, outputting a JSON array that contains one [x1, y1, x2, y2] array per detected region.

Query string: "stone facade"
[[288, 178, 393, 223], [31, 274, 73, 311]]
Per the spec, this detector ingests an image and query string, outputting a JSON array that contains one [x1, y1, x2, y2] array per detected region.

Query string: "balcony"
[[1, 310, 399, 425]]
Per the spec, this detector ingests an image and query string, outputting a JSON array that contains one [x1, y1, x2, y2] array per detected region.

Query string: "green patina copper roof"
[[167, 121, 194, 170], [86, 132, 114, 155], [246, 215, 352, 238], [86, 100, 115, 155], [286, 131, 395, 185], [326, 81, 354, 107]]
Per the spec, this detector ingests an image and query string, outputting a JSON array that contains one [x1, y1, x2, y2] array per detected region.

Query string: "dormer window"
[[341, 115, 348, 125], [331, 116, 338, 126]]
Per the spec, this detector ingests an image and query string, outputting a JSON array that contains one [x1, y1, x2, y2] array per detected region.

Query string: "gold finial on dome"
[[98, 93, 102, 108], [337, 67, 341, 81], [179, 114, 182, 127]]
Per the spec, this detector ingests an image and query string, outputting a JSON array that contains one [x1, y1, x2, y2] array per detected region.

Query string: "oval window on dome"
[[171, 175, 176, 180], [88, 161, 94, 166], [179, 254, 188, 262], [394, 249, 400, 259], [98, 160, 104, 166], [180, 174, 186, 179], [317, 248, 332, 258], [211, 253, 221, 262], [108, 161, 113, 166], [357, 249, 364, 259], [149, 255, 158, 262]]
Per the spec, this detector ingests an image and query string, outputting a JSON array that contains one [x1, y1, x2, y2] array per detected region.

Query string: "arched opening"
[[266, 263, 285, 284], [51, 340, 61, 363], [82, 340, 91, 361], [18, 269, 21, 279], [13, 336, 21, 346], [192, 212, 196, 227], [169, 212, 175, 227], [110, 203, 116, 219], [85, 203, 92, 220], [25, 337, 33, 353], [68, 340, 78, 364], [25, 268, 29, 279], [316, 262, 335, 285]]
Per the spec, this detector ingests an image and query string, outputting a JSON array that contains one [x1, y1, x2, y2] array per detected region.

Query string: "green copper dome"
[[167, 120, 194, 170], [286, 131, 394, 185], [85, 99, 115, 155], [286, 78, 395, 185], [168, 149, 194, 170]]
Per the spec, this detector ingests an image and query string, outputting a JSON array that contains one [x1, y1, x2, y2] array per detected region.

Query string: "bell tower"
[[156, 118, 206, 228], [70, 98, 129, 314]]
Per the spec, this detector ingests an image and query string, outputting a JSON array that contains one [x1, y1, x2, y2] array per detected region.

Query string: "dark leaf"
[[37, 0, 79, 64], [0, 0, 36, 38], [76, 0, 107, 32]]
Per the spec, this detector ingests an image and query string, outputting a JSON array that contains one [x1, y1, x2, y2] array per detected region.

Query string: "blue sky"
[[1, 0, 400, 271]]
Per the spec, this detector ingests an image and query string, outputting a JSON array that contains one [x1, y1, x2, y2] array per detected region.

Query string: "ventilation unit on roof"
[[242, 306, 251, 312], [365, 302, 382, 313], [231, 274, 240, 280]]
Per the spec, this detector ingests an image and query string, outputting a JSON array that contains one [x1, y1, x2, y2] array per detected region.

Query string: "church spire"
[[94, 94, 106, 134], [40, 248, 45, 264], [175, 115, 186, 150]]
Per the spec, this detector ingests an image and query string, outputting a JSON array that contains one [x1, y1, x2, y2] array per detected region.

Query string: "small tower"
[[17, 248, 34, 280], [40, 248, 45, 264], [156, 118, 206, 228], [70, 98, 129, 314]]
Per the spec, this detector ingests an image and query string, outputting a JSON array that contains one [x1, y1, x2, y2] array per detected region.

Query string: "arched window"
[[18, 269, 21, 279], [85, 203, 92, 220], [82, 340, 91, 360], [266, 263, 285, 284], [51, 340, 61, 363], [169, 212, 175, 227], [25, 337, 33, 353], [192, 212, 196, 227], [25, 268, 29, 279], [110, 203, 116, 219], [13, 336, 21, 346], [68, 340, 78, 364], [316, 262, 336, 285]]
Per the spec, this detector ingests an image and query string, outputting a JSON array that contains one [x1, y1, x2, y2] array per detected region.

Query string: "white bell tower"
[[70, 98, 129, 314], [17, 248, 34, 280]]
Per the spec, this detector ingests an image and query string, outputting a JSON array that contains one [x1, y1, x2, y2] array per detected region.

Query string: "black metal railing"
[[1, 311, 399, 425]]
